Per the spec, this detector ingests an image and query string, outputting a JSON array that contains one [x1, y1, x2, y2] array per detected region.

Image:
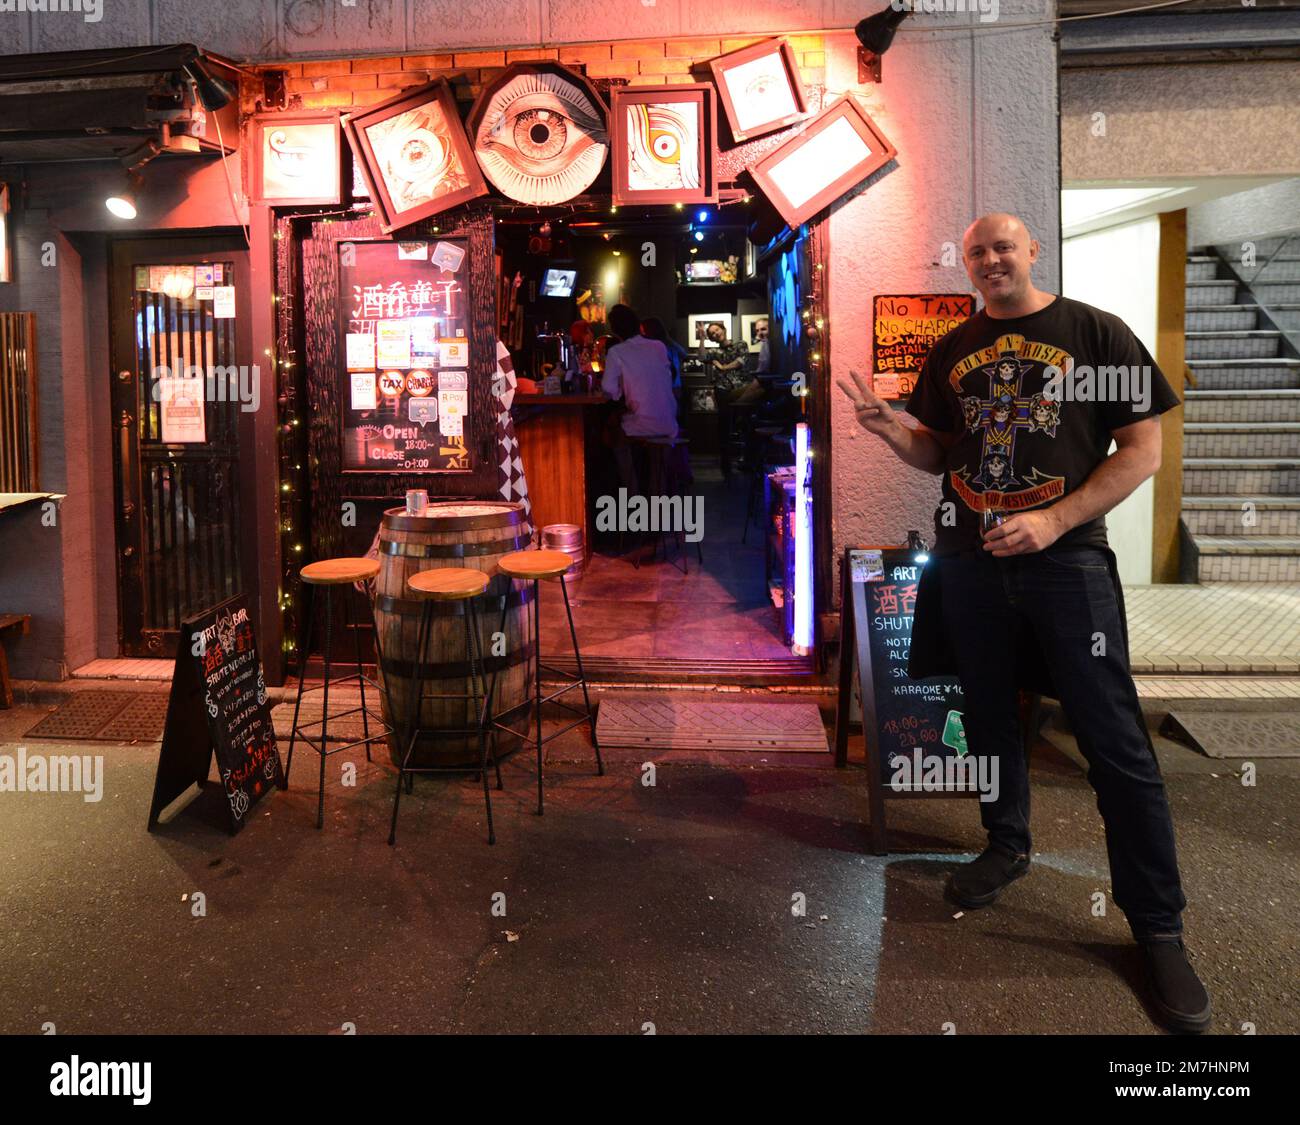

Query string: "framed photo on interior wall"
[[688, 312, 733, 347], [748, 95, 897, 232], [249, 112, 343, 206], [610, 84, 718, 207], [343, 78, 488, 233], [708, 37, 809, 143]]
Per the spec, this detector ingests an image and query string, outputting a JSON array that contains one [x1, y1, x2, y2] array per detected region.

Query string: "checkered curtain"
[[493, 339, 531, 524]]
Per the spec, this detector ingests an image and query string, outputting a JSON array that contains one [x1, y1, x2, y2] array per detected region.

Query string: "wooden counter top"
[[512, 394, 607, 406]]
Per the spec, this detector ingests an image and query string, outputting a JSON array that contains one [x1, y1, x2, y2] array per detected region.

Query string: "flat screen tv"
[[541, 267, 577, 298]]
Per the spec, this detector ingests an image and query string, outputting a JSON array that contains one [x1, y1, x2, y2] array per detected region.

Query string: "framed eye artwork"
[[467, 62, 610, 207], [609, 83, 719, 208], [343, 79, 488, 233]]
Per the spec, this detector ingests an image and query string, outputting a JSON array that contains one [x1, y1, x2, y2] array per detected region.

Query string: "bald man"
[[838, 213, 1208, 1034]]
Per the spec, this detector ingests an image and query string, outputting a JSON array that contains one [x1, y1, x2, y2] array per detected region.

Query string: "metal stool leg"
[[316, 587, 333, 830], [389, 599, 431, 846], [484, 587, 511, 773], [465, 599, 495, 845], [533, 578, 544, 816], [283, 581, 315, 788], [561, 574, 602, 776], [349, 585, 372, 757]]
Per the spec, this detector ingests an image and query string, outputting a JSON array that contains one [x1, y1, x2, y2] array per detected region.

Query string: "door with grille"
[[110, 237, 254, 657]]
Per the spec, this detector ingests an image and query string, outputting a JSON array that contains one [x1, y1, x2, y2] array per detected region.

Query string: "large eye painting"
[[473, 69, 608, 205], [625, 102, 701, 192], [365, 100, 468, 212]]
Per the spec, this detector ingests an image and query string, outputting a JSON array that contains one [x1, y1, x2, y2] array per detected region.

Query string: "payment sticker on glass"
[[942, 709, 968, 757], [849, 549, 885, 584]]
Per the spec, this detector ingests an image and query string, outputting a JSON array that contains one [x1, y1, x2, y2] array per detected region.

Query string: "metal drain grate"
[[596, 696, 829, 753], [1160, 711, 1300, 759], [24, 691, 169, 743]]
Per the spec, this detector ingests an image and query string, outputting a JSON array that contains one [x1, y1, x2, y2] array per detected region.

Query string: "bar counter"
[[511, 393, 608, 561]]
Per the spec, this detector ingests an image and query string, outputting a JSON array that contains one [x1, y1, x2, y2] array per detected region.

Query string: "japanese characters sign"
[[338, 239, 473, 472]]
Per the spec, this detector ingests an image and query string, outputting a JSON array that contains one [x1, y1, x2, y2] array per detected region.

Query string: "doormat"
[[24, 691, 169, 743], [596, 696, 829, 753], [1160, 710, 1300, 759]]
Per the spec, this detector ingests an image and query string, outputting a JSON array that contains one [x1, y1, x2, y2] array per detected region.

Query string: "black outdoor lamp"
[[182, 56, 237, 111], [906, 529, 929, 564], [855, 4, 912, 83]]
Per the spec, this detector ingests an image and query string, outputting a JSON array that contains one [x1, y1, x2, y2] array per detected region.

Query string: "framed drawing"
[[468, 62, 609, 206], [688, 312, 733, 348], [740, 313, 770, 353], [343, 79, 487, 233], [610, 84, 718, 207], [748, 96, 897, 232], [689, 386, 717, 414], [708, 37, 808, 143], [250, 112, 343, 206]]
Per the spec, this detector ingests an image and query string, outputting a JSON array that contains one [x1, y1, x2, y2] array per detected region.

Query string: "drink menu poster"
[[338, 239, 474, 472]]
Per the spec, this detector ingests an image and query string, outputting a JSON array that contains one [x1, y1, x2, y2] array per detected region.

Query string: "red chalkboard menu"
[[148, 595, 285, 835], [338, 238, 475, 473]]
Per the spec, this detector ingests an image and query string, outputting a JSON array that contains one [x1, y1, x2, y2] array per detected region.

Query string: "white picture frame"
[[689, 313, 733, 348]]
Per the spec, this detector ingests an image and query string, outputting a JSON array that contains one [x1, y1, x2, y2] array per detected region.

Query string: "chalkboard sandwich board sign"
[[834, 546, 975, 854], [148, 595, 285, 835]]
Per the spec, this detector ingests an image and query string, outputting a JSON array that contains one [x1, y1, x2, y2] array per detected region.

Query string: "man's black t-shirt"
[[905, 295, 1180, 556]]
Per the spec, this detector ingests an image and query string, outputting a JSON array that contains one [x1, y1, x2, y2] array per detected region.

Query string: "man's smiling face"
[[963, 214, 1039, 308]]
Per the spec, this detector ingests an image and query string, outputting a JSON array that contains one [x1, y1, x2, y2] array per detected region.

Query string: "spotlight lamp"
[[855, 4, 912, 83], [105, 170, 143, 220]]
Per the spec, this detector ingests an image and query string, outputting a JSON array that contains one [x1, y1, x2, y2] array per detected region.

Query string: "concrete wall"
[[826, 2, 1062, 560], [1188, 178, 1300, 249], [1062, 61, 1300, 183], [5, 0, 861, 59], [1062, 213, 1160, 586], [0, 157, 249, 677], [0, 222, 94, 679]]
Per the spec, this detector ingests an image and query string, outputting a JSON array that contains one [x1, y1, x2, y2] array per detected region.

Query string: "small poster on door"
[[159, 377, 207, 444], [346, 332, 376, 371], [439, 338, 469, 367], [376, 320, 411, 368], [212, 285, 236, 319], [350, 371, 377, 410], [195, 264, 215, 287], [409, 318, 439, 365]]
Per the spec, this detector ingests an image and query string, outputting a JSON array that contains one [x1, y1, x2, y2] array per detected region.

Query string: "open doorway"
[[493, 205, 819, 677]]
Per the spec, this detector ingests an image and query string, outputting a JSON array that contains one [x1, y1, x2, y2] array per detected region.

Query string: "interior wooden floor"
[[537, 461, 797, 664]]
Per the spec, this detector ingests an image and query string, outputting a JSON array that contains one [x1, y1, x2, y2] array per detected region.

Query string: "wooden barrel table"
[[374, 501, 533, 768]]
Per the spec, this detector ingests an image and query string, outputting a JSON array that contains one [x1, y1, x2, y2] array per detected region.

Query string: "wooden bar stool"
[[487, 549, 601, 816], [387, 567, 500, 847], [284, 557, 391, 829], [644, 435, 702, 574]]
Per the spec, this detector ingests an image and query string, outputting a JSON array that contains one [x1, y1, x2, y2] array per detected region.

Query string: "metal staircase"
[[1181, 237, 1300, 583]]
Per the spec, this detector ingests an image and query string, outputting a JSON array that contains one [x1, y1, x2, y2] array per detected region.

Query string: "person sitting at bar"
[[602, 304, 678, 439], [754, 317, 771, 375], [640, 316, 688, 391], [698, 320, 763, 405], [601, 304, 678, 498]]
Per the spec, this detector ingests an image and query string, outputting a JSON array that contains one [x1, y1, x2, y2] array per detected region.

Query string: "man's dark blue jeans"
[[937, 544, 1186, 938]]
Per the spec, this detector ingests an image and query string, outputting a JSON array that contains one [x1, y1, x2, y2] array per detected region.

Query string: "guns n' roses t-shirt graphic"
[[906, 297, 1180, 555]]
